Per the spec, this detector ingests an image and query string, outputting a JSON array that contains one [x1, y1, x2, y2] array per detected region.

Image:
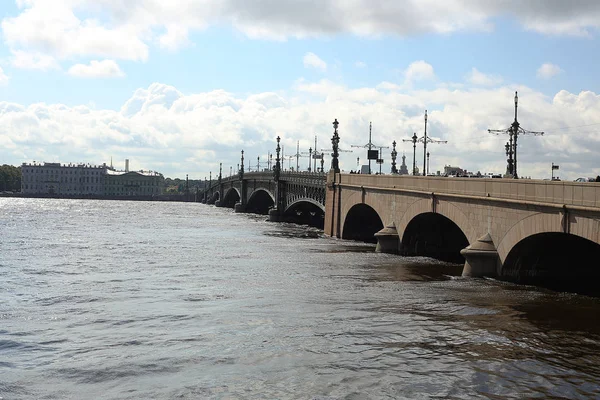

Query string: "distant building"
[[21, 162, 106, 195], [21, 160, 163, 197], [444, 165, 465, 176], [104, 169, 163, 196], [398, 154, 409, 175]]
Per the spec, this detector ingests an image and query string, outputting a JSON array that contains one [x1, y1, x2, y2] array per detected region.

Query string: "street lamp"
[[331, 119, 340, 173], [391, 140, 398, 174], [422, 110, 428, 176], [412, 132, 417, 175]]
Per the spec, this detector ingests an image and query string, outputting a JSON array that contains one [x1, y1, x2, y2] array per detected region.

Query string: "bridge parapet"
[[337, 174, 600, 209]]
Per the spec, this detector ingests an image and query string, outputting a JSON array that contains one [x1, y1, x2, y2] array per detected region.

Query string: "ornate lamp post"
[[411, 133, 417, 175], [331, 119, 340, 173], [274, 136, 281, 182], [426, 151, 430, 176], [308, 147, 312, 172], [512, 92, 519, 178], [391, 140, 398, 174], [505, 142, 512, 177], [422, 110, 428, 176], [239, 150, 244, 179], [257, 156, 260, 171]]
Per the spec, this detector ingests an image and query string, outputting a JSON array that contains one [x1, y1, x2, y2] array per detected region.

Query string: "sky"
[[1, 1, 600, 181]]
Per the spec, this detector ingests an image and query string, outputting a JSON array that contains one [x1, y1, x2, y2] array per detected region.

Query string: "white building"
[[21, 162, 107, 195], [21, 161, 164, 197]]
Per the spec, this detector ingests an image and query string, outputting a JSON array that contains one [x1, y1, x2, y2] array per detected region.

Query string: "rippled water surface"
[[1, 198, 600, 399]]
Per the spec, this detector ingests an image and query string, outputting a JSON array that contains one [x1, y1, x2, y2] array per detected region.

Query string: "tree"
[[0, 165, 22, 192]]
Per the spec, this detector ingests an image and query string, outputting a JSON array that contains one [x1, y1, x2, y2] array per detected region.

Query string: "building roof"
[[105, 169, 162, 177]]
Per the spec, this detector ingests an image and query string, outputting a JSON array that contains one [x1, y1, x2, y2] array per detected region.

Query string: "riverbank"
[[0, 192, 197, 202]]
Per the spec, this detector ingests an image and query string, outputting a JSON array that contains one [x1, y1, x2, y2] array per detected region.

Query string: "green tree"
[[0, 165, 22, 192]]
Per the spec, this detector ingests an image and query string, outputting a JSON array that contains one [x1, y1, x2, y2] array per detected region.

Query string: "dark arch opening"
[[246, 190, 274, 215], [342, 204, 384, 243], [284, 201, 325, 229], [208, 191, 219, 205], [502, 232, 600, 296], [221, 189, 240, 208], [401, 212, 469, 263]]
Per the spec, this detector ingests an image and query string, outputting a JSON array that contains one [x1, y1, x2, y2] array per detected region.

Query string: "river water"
[[1, 198, 599, 399]]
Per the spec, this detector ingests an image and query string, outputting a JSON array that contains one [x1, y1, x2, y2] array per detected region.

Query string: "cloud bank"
[[2, 78, 600, 181], [3, 1, 600, 68]]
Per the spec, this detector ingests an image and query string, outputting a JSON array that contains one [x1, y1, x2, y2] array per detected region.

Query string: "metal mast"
[[351, 122, 374, 174], [488, 91, 544, 179]]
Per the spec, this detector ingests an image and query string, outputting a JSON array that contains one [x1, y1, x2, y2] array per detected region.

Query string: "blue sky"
[[2, 1, 600, 180]]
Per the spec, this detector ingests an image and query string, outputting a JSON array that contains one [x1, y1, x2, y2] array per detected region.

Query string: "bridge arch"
[[396, 198, 473, 263], [497, 212, 600, 295], [246, 188, 275, 215], [342, 203, 384, 243], [497, 212, 561, 263], [208, 191, 220, 205], [283, 199, 325, 228], [221, 187, 241, 208], [285, 198, 325, 214], [339, 190, 387, 243]]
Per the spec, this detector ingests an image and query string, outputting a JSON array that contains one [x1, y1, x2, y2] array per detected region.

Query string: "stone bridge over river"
[[202, 170, 327, 227], [201, 169, 600, 295]]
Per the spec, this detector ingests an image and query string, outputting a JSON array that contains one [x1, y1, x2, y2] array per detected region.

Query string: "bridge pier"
[[460, 233, 500, 278], [375, 223, 400, 254], [234, 202, 246, 213], [268, 208, 283, 222]]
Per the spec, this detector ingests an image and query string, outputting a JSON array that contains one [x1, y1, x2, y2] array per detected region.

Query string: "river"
[[1, 198, 599, 399]]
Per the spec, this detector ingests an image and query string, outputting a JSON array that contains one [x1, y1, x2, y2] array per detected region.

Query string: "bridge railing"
[[335, 173, 600, 209]]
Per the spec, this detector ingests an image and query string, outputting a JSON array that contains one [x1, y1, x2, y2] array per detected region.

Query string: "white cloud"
[[466, 67, 502, 86], [4, 1, 600, 71], [2, 80, 600, 180], [355, 61, 367, 68], [0, 67, 8, 85], [68, 60, 125, 78], [404, 60, 435, 82], [159, 24, 191, 51], [303, 52, 327, 71], [11, 50, 60, 70], [537, 63, 563, 79]]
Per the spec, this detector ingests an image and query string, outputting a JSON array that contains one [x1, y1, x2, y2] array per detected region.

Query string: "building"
[[21, 162, 107, 195], [443, 165, 465, 177], [398, 154, 409, 175], [21, 160, 164, 197], [104, 169, 163, 196]]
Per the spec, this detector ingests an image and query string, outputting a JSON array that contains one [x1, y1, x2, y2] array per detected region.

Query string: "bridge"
[[199, 125, 600, 294], [201, 140, 327, 227], [202, 169, 326, 226], [324, 172, 600, 294]]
